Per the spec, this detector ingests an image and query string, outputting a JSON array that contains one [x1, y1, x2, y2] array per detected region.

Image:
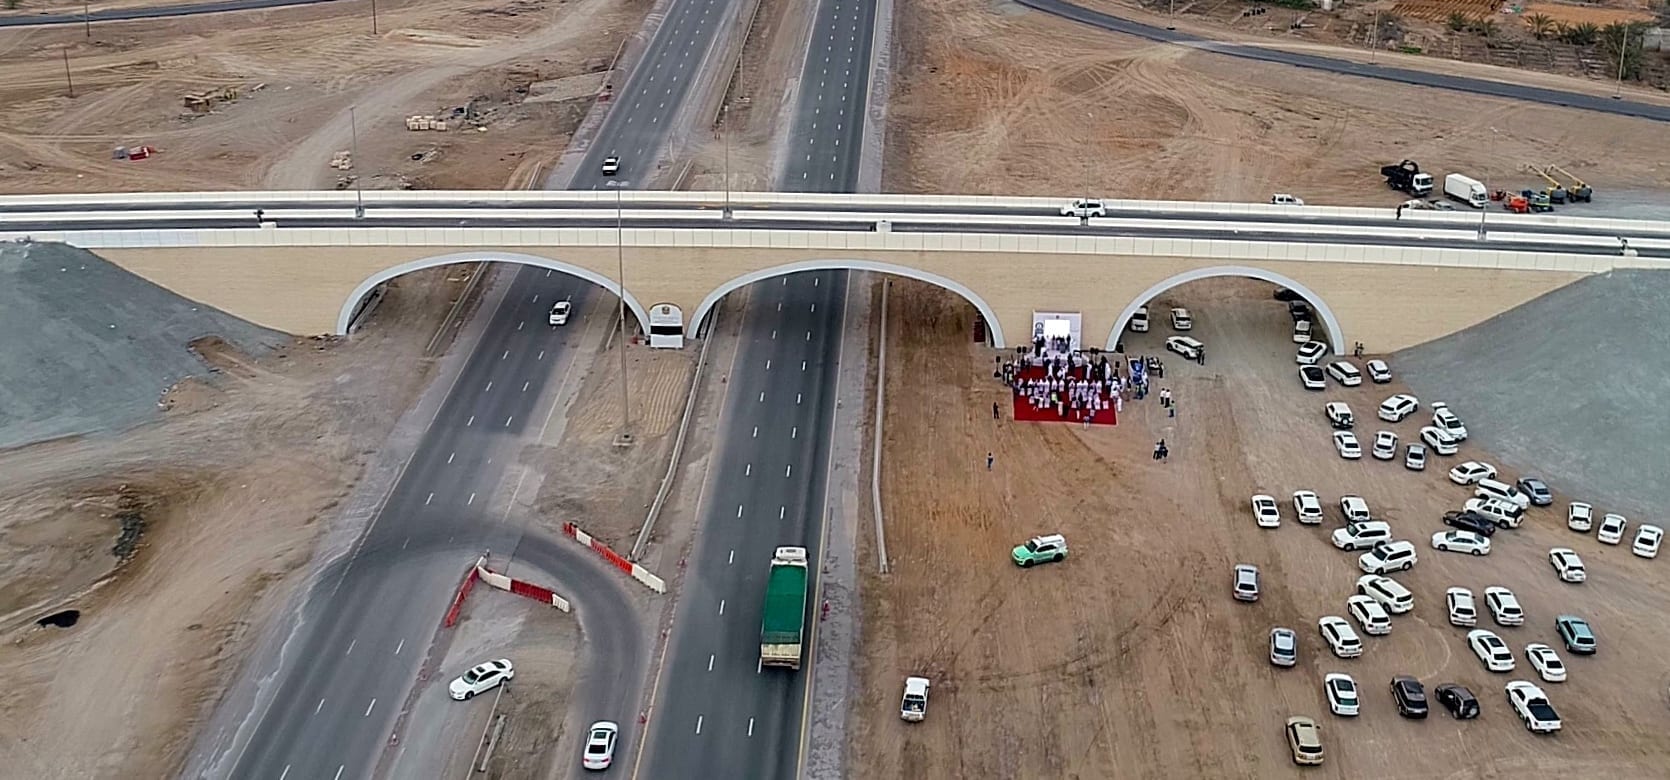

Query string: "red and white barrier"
[[476, 558, 572, 612], [443, 562, 479, 628], [563, 522, 667, 593]]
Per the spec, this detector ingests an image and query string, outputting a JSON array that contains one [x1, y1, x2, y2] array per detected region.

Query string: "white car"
[[1505, 680, 1561, 733], [1292, 319, 1312, 343], [1404, 444, 1426, 471], [1446, 587, 1476, 627], [1298, 365, 1327, 390], [1292, 491, 1324, 524], [1339, 495, 1371, 524], [1358, 540, 1417, 574], [601, 155, 620, 176], [1165, 336, 1204, 360], [1377, 393, 1419, 422], [1371, 431, 1397, 460], [1448, 461, 1497, 485], [1420, 426, 1459, 456], [581, 720, 619, 770], [1356, 574, 1413, 614], [1170, 307, 1193, 331], [1318, 616, 1362, 658], [449, 659, 514, 700], [1326, 360, 1362, 387], [1475, 479, 1531, 510], [1366, 359, 1392, 383], [549, 299, 572, 326], [1634, 524, 1664, 558], [1060, 198, 1106, 217], [1271, 192, 1306, 206], [1468, 629, 1515, 672], [1597, 513, 1627, 545], [1333, 431, 1361, 460], [1296, 341, 1328, 365], [1548, 548, 1586, 583], [1465, 497, 1524, 529], [1567, 501, 1593, 532], [1332, 520, 1390, 551], [1431, 530, 1491, 556], [1525, 644, 1567, 684], [1484, 586, 1524, 627], [1129, 306, 1149, 332], [1347, 594, 1392, 636], [1251, 494, 1281, 528], [1324, 673, 1360, 717], [1431, 402, 1468, 440]]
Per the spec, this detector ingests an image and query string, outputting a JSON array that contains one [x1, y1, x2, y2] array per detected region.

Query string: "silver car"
[[1233, 564, 1260, 602], [1269, 627, 1298, 667]]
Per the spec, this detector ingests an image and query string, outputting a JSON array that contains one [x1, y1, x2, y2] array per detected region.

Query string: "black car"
[[1299, 365, 1326, 390], [1390, 675, 1429, 718], [1517, 477, 1554, 507], [1274, 287, 1306, 303], [1288, 301, 1313, 322], [1443, 510, 1498, 537], [1435, 683, 1479, 719]]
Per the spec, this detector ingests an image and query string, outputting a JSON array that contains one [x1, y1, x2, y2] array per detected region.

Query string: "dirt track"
[[855, 279, 1670, 778]]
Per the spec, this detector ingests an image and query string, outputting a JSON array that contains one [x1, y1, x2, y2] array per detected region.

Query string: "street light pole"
[[1369, 11, 1379, 65], [82, 0, 91, 38], [1613, 31, 1628, 98], [615, 188, 633, 441], [722, 104, 732, 219], [350, 106, 365, 218], [1479, 126, 1500, 240]]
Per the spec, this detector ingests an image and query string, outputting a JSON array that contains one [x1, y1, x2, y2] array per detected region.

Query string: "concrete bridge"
[[5, 190, 1661, 353]]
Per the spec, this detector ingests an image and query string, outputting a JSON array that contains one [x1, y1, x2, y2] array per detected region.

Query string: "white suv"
[[1340, 495, 1371, 523], [1465, 497, 1524, 529], [1327, 360, 1363, 387], [1446, 587, 1476, 627], [1356, 574, 1413, 614], [1318, 616, 1362, 658], [1292, 491, 1324, 524], [1475, 479, 1531, 510], [1431, 402, 1468, 440], [1359, 540, 1418, 574], [1332, 520, 1391, 551], [1378, 394, 1419, 422], [1060, 199, 1106, 218], [1347, 595, 1391, 635]]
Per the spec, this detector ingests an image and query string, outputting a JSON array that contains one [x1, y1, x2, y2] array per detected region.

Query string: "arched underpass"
[[1106, 265, 1346, 355]]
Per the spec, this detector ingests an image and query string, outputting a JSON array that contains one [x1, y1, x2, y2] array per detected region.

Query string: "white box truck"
[[1444, 174, 1488, 209]]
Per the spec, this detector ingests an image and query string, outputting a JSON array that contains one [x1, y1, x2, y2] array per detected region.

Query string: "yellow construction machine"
[[1528, 166, 1568, 205], [1546, 165, 1593, 203]]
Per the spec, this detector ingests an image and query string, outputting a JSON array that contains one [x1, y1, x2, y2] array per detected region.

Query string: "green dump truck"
[[760, 546, 810, 669]]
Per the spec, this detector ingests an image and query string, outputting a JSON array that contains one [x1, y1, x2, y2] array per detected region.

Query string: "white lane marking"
[[797, 393, 803, 404], [792, 427, 798, 439], [752, 426, 758, 438], [745, 464, 752, 476], [333, 767, 344, 780], [401, 536, 409, 550], [757, 658, 763, 674], [280, 766, 291, 780], [779, 506, 786, 519], [448, 452, 456, 464], [504, 416, 514, 428], [425, 493, 434, 506], [807, 331, 813, 341], [728, 550, 735, 564], [466, 415, 475, 427], [501, 349, 509, 360], [522, 381, 530, 392], [766, 359, 772, 370], [485, 381, 493, 392], [759, 391, 766, 402], [786, 465, 793, 478], [811, 303, 817, 312], [517, 321, 524, 331], [708, 655, 715, 672], [315, 698, 325, 714], [782, 278, 788, 285], [538, 350, 545, 360], [532, 294, 540, 303], [772, 329, 778, 339], [814, 277, 820, 286], [737, 504, 744, 518], [364, 698, 376, 717], [777, 302, 783, 311], [695, 715, 704, 734], [468, 493, 477, 505], [748, 717, 755, 736], [802, 360, 808, 371], [346, 639, 356, 656], [719, 600, 726, 615], [395, 639, 405, 655]]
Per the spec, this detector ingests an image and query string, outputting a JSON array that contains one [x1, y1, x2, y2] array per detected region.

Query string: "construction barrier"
[[442, 561, 480, 628], [476, 559, 572, 612], [563, 522, 667, 593]]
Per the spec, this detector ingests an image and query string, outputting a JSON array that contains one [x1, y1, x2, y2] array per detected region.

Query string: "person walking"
[[986, 452, 994, 471], [1196, 347, 1206, 366], [1153, 441, 1164, 460], [993, 401, 1000, 420]]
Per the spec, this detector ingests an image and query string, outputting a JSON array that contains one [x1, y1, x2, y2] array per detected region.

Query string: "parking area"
[[854, 278, 1670, 778]]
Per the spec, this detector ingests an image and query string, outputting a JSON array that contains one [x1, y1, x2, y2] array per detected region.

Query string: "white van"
[[1465, 497, 1525, 529], [1271, 193, 1306, 206], [1332, 520, 1392, 551], [1129, 306, 1149, 333], [1475, 479, 1531, 510]]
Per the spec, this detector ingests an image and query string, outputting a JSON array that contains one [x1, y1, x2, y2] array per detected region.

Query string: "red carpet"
[[1009, 364, 1118, 426]]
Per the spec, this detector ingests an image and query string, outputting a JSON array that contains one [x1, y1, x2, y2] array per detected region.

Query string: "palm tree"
[[1447, 11, 1471, 32], [1525, 13, 1554, 40]]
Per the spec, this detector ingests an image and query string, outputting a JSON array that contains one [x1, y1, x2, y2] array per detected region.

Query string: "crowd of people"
[[996, 335, 1174, 424]]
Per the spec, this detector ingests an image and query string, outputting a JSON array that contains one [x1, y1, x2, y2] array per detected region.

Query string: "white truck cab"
[[900, 676, 930, 721]]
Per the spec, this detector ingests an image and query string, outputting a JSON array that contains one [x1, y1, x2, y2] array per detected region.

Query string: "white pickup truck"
[[900, 677, 930, 722]]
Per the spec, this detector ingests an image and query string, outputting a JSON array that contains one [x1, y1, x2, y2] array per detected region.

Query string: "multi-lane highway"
[[634, 0, 876, 773]]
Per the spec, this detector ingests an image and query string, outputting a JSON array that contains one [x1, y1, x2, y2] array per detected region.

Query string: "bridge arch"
[[1107, 265, 1345, 354], [336, 251, 651, 335], [688, 259, 1008, 347]]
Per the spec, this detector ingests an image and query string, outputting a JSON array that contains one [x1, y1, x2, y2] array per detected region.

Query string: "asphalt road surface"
[[222, 272, 643, 779], [0, 0, 335, 27], [1018, 0, 1670, 123], [634, 0, 875, 774]]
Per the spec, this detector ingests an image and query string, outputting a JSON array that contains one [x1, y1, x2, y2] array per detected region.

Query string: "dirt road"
[[854, 279, 1670, 777]]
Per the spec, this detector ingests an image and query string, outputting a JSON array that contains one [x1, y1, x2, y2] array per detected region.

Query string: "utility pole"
[[1612, 28, 1628, 99], [370, 0, 379, 35], [1369, 11, 1379, 65], [350, 106, 365, 218], [615, 188, 634, 443], [722, 104, 732, 219], [61, 48, 74, 98], [1479, 126, 1500, 240], [82, 0, 91, 38]]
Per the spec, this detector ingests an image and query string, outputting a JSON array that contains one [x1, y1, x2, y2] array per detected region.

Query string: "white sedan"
[[449, 659, 514, 700], [1333, 431, 1362, 460], [1634, 524, 1663, 559], [1432, 530, 1491, 556], [1251, 494, 1282, 528], [1324, 673, 1360, 717], [1567, 501, 1593, 533], [1446, 587, 1476, 627], [1421, 426, 1459, 455], [1525, 644, 1567, 684], [1448, 460, 1497, 485], [1548, 548, 1586, 583], [1468, 629, 1515, 672], [1292, 490, 1324, 524], [1598, 513, 1627, 545], [582, 720, 620, 770]]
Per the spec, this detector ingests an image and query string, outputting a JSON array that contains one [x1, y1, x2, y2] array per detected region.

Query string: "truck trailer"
[[1444, 173, 1488, 209], [760, 546, 810, 669]]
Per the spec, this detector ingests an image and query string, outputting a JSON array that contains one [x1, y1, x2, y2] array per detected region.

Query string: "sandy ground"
[[0, 0, 650, 193], [0, 265, 474, 778], [853, 278, 1670, 777], [884, 0, 1670, 205]]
